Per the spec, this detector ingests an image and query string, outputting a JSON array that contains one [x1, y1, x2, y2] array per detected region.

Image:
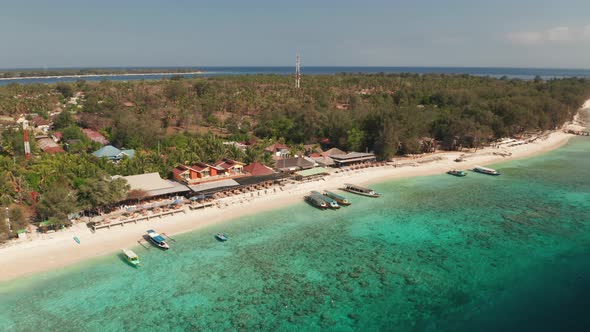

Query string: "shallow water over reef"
[[0, 138, 589, 332]]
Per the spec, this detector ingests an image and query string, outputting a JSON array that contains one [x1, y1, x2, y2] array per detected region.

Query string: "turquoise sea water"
[[0, 138, 589, 332]]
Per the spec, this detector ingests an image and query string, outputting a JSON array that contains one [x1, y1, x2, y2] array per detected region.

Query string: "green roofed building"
[[92, 145, 135, 162], [294, 167, 329, 180]]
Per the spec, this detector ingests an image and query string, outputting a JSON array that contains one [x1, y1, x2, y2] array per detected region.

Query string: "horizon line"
[[2, 65, 590, 71]]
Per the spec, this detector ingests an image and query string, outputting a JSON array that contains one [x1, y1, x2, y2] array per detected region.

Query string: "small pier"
[[93, 208, 186, 231], [188, 202, 215, 210]]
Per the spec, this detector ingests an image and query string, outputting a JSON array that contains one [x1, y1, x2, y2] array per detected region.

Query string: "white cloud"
[[507, 25, 589, 46], [546, 26, 571, 41], [506, 31, 544, 45]]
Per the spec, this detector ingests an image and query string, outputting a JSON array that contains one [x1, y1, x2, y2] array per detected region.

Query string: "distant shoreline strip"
[[0, 71, 205, 81]]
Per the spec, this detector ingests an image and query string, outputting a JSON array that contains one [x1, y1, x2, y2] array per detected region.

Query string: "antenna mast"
[[295, 53, 301, 89]]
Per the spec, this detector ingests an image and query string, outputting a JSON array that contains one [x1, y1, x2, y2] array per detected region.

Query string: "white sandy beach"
[[0, 127, 582, 283]]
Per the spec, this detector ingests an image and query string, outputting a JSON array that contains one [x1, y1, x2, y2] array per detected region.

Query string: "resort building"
[[92, 145, 136, 161], [321, 147, 346, 157], [36, 136, 65, 154], [243, 162, 275, 176], [311, 155, 335, 167], [31, 116, 52, 133], [82, 128, 109, 145], [294, 167, 329, 181], [211, 159, 246, 176], [114, 172, 190, 201], [274, 156, 316, 172], [172, 160, 248, 185], [264, 143, 291, 159], [330, 152, 377, 167]]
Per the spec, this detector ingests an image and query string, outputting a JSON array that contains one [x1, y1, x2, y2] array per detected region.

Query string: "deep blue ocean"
[[2, 66, 590, 86]]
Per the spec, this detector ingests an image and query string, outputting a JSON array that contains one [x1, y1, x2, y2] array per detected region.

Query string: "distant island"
[[0, 68, 204, 80]]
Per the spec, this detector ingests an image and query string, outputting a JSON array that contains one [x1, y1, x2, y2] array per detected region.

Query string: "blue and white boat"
[[215, 233, 228, 241], [147, 229, 170, 250], [473, 166, 501, 176]]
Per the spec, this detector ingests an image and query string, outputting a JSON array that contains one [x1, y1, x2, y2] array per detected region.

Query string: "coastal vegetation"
[[0, 73, 589, 240], [0, 67, 202, 79]]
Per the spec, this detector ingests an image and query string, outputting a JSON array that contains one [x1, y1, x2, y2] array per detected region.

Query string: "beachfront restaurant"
[[114, 172, 191, 204], [274, 156, 316, 173], [294, 167, 329, 181], [330, 152, 377, 167]]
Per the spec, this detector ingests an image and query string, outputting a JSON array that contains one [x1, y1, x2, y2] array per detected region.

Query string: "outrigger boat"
[[473, 166, 501, 176], [122, 249, 140, 267], [147, 229, 170, 250], [324, 191, 351, 206], [447, 169, 467, 177], [342, 184, 381, 197], [304, 195, 328, 209], [310, 191, 340, 209], [215, 233, 228, 241]]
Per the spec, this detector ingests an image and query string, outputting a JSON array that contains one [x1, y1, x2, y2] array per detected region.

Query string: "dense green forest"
[[1, 73, 589, 239]]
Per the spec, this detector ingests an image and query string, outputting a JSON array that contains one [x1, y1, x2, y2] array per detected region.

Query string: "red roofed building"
[[37, 137, 65, 154], [52, 132, 63, 142], [243, 162, 275, 176], [82, 129, 109, 145], [264, 143, 291, 160], [173, 160, 250, 185], [212, 159, 246, 176]]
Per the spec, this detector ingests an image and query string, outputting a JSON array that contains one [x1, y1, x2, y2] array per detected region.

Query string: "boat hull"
[[304, 196, 328, 209], [473, 170, 501, 176], [447, 171, 467, 177], [341, 188, 380, 197], [324, 192, 351, 206], [148, 238, 170, 250]]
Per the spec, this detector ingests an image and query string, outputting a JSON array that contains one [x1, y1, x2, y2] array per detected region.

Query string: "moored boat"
[[147, 229, 170, 250], [324, 191, 351, 206], [215, 233, 228, 241], [342, 184, 381, 197], [473, 166, 501, 176], [447, 169, 467, 177], [310, 191, 340, 209], [122, 249, 140, 267], [304, 195, 328, 209]]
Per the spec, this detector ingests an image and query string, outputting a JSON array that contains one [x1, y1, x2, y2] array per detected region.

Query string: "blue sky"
[[1, 0, 590, 68]]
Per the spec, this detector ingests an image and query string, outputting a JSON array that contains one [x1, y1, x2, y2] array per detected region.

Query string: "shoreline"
[[0, 71, 205, 81], [0, 129, 580, 283]]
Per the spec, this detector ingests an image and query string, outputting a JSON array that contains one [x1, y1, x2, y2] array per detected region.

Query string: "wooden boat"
[[310, 191, 340, 209], [473, 166, 501, 176], [122, 249, 140, 267], [304, 195, 328, 209], [147, 229, 170, 250], [447, 169, 467, 177], [324, 191, 351, 206], [215, 233, 228, 241], [73, 236, 80, 244], [342, 184, 381, 197]]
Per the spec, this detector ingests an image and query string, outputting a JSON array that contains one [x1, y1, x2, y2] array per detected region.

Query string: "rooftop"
[[115, 172, 190, 197], [243, 162, 275, 176], [92, 145, 135, 160], [330, 152, 376, 161]]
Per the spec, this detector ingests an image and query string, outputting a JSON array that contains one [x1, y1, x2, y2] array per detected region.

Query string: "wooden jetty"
[[93, 208, 186, 231], [188, 202, 215, 210]]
